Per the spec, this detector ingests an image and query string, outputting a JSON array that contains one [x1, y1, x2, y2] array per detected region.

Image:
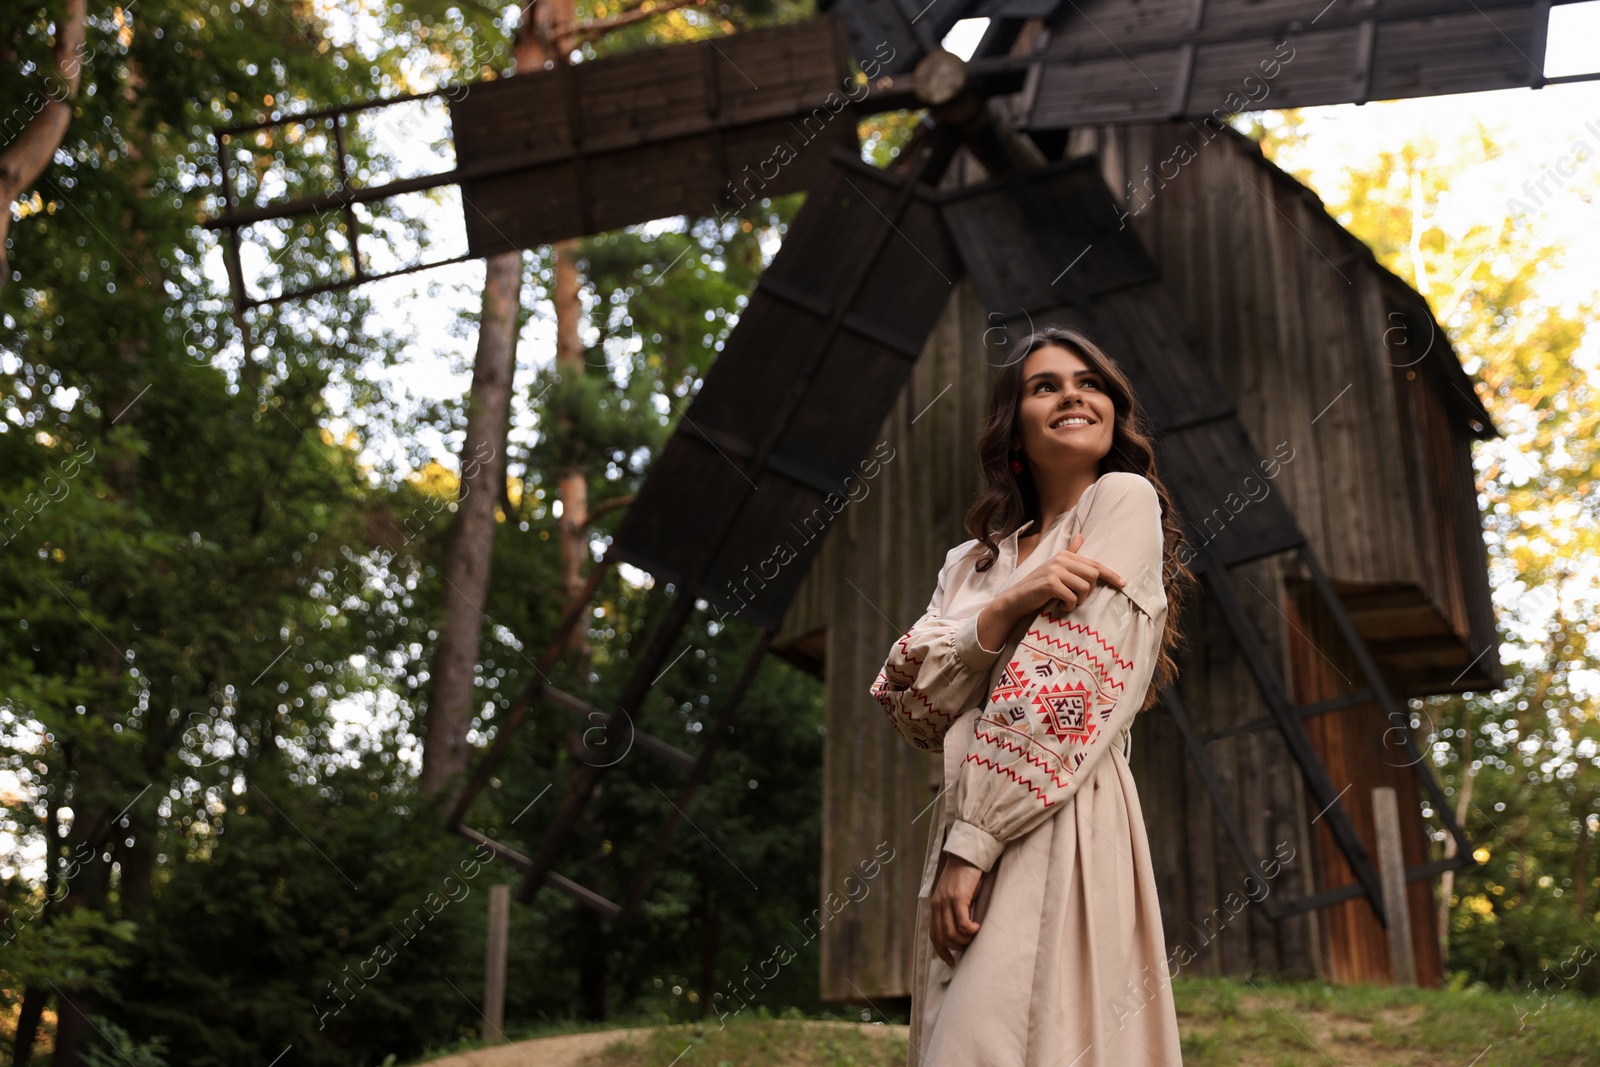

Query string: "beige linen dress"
[[870, 471, 1184, 1067]]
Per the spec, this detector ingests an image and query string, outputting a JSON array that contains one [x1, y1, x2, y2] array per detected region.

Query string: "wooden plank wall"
[[1285, 584, 1445, 986], [1091, 120, 1425, 594], [778, 275, 1003, 1001], [1073, 120, 1472, 983], [1134, 567, 1325, 981], [1381, 294, 1502, 690], [773, 120, 1493, 997]]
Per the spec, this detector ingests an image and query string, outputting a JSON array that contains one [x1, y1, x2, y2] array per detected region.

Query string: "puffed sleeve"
[[942, 472, 1169, 871], [869, 541, 1006, 753]]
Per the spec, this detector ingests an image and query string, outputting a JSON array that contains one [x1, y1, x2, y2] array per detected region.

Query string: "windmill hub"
[[913, 48, 967, 106]]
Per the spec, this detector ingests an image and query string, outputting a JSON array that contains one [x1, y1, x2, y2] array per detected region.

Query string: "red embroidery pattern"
[[882, 630, 927, 688], [962, 752, 1051, 805], [969, 722, 1075, 797], [870, 625, 967, 750], [1032, 680, 1095, 744], [991, 660, 1030, 703], [969, 602, 1135, 804], [871, 668, 965, 749]]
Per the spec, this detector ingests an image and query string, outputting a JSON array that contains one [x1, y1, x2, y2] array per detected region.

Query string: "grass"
[[410, 976, 1600, 1066], [577, 1014, 907, 1067], [1172, 975, 1600, 1066]]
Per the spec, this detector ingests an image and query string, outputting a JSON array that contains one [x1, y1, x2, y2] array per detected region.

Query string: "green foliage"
[[578, 1017, 909, 1067], [2, 0, 842, 1062], [1261, 111, 1600, 1000], [79, 1017, 169, 1067], [1169, 974, 1600, 1066], [108, 775, 496, 1065]]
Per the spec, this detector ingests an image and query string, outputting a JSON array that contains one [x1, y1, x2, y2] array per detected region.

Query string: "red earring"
[[1010, 453, 1024, 474]]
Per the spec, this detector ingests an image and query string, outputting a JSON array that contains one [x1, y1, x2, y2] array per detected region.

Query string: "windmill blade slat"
[[1001, 0, 1583, 128], [450, 16, 861, 256], [941, 157, 1161, 314], [817, 0, 984, 76], [609, 145, 961, 630]]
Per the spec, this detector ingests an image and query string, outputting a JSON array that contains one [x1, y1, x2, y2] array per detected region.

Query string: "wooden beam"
[[616, 630, 775, 924], [1189, 542, 1392, 926], [1530, 0, 1552, 88], [1195, 687, 1377, 744], [444, 558, 614, 832], [1373, 785, 1418, 985], [1300, 549, 1476, 873], [484, 883, 510, 1042]]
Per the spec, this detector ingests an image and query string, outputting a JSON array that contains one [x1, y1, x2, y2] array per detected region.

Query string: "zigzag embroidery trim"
[[1026, 613, 1134, 683], [870, 669, 963, 749], [1030, 614, 1132, 662], [972, 722, 1078, 795], [888, 629, 928, 682], [962, 752, 1053, 806]]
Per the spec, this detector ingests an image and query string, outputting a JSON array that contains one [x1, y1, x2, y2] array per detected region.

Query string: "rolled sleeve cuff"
[[954, 612, 1003, 673], [943, 818, 1005, 872]]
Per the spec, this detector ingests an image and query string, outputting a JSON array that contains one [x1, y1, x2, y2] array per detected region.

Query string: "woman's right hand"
[[997, 531, 1127, 623]]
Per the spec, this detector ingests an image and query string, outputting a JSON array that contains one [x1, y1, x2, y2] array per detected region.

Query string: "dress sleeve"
[[869, 542, 1006, 753], [942, 472, 1169, 871]]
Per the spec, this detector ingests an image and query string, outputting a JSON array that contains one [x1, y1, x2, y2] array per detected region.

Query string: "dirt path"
[[419, 1027, 654, 1067], [418, 1021, 910, 1067]]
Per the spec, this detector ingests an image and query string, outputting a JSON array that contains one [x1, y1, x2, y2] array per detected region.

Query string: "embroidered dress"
[[870, 471, 1183, 1067]]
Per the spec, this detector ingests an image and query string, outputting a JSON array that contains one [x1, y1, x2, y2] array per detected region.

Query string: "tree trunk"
[[10, 789, 63, 1067], [1576, 809, 1589, 920], [552, 236, 592, 663], [0, 0, 87, 286], [11, 984, 47, 1067], [698, 879, 717, 1018], [1438, 700, 1476, 956], [419, 0, 593, 795], [419, 249, 522, 796]]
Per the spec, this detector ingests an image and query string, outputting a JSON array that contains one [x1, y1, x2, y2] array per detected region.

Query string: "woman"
[[869, 327, 1196, 1066]]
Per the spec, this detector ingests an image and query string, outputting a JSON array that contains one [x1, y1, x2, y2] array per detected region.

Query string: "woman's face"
[[1011, 344, 1116, 474]]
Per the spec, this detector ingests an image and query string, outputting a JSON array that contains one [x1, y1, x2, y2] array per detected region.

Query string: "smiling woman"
[[868, 327, 1197, 1067]]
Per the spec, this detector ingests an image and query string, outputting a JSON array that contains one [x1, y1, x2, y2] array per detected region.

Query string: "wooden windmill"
[[204, 0, 1597, 997]]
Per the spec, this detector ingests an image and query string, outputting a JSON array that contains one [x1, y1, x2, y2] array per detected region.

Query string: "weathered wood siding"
[[1284, 580, 1447, 986], [774, 272, 1002, 1000], [775, 124, 1495, 997], [1082, 120, 1498, 694]]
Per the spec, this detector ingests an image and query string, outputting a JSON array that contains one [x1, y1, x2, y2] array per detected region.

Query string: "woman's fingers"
[[1050, 580, 1078, 612], [1053, 548, 1126, 591], [932, 902, 955, 966], [930, 898, 978, 965]]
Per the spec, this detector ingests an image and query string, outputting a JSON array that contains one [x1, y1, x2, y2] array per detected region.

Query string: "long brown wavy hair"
[[963, 326, 1196, 710]]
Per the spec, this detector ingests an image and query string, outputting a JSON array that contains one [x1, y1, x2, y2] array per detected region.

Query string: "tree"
[[0, 0, 85, 285], [1260, 110, 1600, 988], [1, 0, 417, 1060]]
